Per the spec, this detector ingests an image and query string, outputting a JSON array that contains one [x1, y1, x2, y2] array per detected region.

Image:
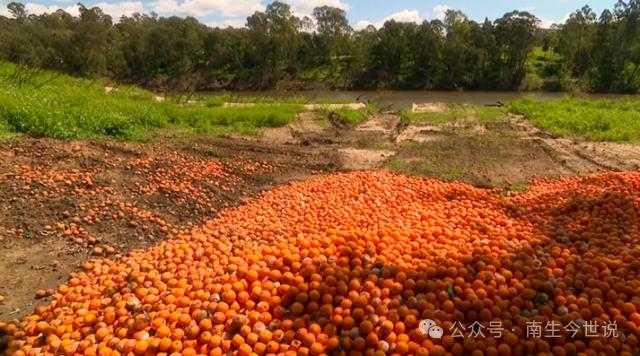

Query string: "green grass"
[[510, 182, 529, 192], [313, 104, 377, 126], [475, 106, 506, 123], [330, 105, 377, 125], [385, 159, 410, 172], [508, 97, 640, 142], [203, 93, 308, 107], [401, 104, 505, 123], [441, 170, 462, 182], [0, 62, 305, 140]]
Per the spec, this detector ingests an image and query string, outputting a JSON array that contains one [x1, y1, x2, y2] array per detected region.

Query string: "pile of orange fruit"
[[3, 171, 640, 355]]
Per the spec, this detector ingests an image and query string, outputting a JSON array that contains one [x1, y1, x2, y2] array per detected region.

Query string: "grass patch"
[[441, 170, 462, 182], [0, 130, 19, 142], [332, 106, 377, 125], [475, 106, 506, 123], [316, 105, 378, 126], [401, 106, 459, 122], [0, 62, 304, 140], [510, 182, 529, 192], [401, 104, 505, 123], [385, 159, 410, 172], [508, 97, 640, 142], [203, 93, 308, 107]]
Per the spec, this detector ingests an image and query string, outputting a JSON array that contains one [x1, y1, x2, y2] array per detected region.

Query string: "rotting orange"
[[2, 171, 640, 355]]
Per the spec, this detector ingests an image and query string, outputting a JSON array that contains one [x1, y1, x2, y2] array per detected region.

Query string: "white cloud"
[[355, 9, 421, 30], [24, 3, 80, 16], [206, 18, 246, 28], [539, 18, 556, 28], [153, 0, 264, 17], [432, 4, 450, 21], [538, 12, 571, 29], [386, 9, 421, 23], [282, 0, 348, 18], [18, 2, 144, 19], [95, 1, 144, 18]]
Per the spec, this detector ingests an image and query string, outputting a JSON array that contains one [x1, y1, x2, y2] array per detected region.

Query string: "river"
[[215, 90, 636, 110]]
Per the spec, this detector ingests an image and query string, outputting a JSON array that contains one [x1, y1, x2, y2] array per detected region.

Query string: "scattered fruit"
[[33, 289, 47, 299], [3, 170, 640, 355]]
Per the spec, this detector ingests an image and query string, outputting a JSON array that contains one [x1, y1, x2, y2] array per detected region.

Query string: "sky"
[[0, 0, 616, 29]]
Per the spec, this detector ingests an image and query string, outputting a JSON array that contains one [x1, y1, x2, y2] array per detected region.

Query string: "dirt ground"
[[259, 108, 640, 187], [1, 106, 640, 332], [0, 137, 335, 324]]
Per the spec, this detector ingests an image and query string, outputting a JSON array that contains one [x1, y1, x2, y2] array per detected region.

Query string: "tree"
[[0, 1, 638, 92], [439, 10, 482, 89], [492, 11, 540, 89], [312, 6, 351, 68], [7, 2, 27, 21], [408, 21, 443, 89], [558, 5, 597, 80], [591, 9, 619, 91], [614, 0, 640, 92], [246, 1, 301, 86], [368, 20, 418, 88], [64, 4, 114, 76]]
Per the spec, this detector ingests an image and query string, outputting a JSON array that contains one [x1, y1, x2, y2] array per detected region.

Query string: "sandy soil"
[[411, 102, 447, 113], [1, 106, 639, 334]]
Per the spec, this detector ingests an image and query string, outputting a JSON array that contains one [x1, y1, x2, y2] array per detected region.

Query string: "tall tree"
[[409, 21, 443, 89], [66, 4, 113, 76], [592, 9, 619, 91], [246, 1, 301, 86], [1, 1, 639, 93], [440, 10, 481, 89], [492, 11, 540, 89], [558, 5, 597, 80], [312, 5, 351, 69], [368, 20, 418, 88]]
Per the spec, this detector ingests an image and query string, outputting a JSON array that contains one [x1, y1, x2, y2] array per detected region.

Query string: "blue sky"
[[0, 0, 615, 29]]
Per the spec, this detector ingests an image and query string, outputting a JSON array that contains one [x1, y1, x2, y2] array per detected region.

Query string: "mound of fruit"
[[3, 171, 640, 355]]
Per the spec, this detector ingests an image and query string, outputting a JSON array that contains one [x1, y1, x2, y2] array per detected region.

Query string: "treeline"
[[1, 1, 639, 93]]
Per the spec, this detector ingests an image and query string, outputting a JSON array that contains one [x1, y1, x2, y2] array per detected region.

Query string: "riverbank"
[[4, 62, 640, 144], [0, 62, 372, 140]]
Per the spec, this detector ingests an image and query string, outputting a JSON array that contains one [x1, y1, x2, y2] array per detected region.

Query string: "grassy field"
[[508, 97, 640, 142], [0, 62, 308, 140], [401, 104, 505, 123]]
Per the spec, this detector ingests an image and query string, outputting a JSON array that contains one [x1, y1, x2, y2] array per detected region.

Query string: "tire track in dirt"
[[508, 115, 635, 175]]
